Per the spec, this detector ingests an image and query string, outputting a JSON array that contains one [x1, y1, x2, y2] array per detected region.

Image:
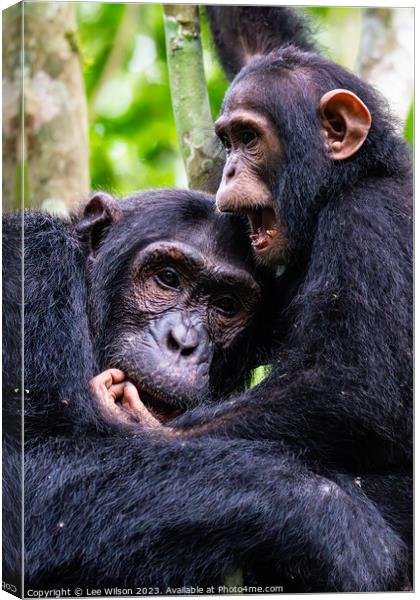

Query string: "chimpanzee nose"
[[166, 321, 200, 357]]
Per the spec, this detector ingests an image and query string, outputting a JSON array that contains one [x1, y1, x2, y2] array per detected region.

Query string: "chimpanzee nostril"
[[167, 331, 180, 353], [180, 345, 196, 357], [166, 325, 199, 357], [225, 165, 236, 181]]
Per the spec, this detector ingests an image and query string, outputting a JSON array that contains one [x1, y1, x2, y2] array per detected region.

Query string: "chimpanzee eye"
[[213, 296, 238, 316], [241, 128, 257, 147], [155, 268, 181, 291], [219, 133, 231, 151]]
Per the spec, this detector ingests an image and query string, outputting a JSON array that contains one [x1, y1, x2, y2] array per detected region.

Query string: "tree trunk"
[[3, 3, 24, 211], [357, 8, 414, 127], [163, 4, 224, 193], [3, 2, 90, 213]]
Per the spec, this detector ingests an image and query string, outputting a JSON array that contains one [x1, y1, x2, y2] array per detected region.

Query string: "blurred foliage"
[[78, 3, 181, 194], [250, 365, 271, 388], [77, 2, 228, 194], [76, 4, 413, 194], [404, 101, 414, 146]]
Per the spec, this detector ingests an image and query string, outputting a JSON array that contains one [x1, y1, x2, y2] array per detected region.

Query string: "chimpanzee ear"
[[77, 192, 122, 252], [319, 89, 371, 160]]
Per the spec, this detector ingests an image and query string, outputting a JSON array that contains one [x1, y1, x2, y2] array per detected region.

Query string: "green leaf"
[[249, 365, 271, 388], [404, 101, 414, 146]]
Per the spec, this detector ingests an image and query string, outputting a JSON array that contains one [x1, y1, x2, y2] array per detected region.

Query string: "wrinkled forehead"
[[224, 75, 264, 113], [223, 65, 305, 117], [223, 74, 287, 126], [114, 194, 256, 274]]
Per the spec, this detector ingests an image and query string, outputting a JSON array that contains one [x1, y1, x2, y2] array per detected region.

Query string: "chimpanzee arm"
[[22, 434, 407, 592]]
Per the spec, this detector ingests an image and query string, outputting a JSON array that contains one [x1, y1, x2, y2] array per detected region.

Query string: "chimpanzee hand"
[[88, 369, 162, 430]]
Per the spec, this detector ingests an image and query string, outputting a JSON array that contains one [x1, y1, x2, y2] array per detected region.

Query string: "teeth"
[[249, 225, 278, 250], [253, 239, 268, 249], [250, 229, 277, 241]]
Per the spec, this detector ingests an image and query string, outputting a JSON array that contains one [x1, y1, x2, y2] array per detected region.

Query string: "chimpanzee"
[[3, 189, 280, 588], [3, 190, 272, 433], [4, 189, 351, 594], [134, 5, 411, 591], [2, 9, 412, 592]]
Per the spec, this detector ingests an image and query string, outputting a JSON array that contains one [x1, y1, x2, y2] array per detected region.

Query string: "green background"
[[76, 5, 413, 195]]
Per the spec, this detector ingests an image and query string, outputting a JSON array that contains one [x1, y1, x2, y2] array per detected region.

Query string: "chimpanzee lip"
[[118, 365, 185, 423], [136, 386, 183, 423], [245, 206, 279, 254]]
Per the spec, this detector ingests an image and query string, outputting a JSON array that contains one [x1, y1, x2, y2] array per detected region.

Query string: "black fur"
[[207, 6, 315, 80], [2, 8, 413, 592], [3, 190, 307, 594], [166, 6, 412, 590]]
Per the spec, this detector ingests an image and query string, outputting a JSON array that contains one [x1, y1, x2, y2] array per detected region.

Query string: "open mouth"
[[246, 207, 279, 253]]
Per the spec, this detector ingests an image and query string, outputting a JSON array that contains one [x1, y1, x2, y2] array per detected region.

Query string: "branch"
[[357, 8, 414, 127], [163, 5, 224, 193]]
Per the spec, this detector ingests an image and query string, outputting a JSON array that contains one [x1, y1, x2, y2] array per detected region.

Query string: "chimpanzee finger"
[[122, 382, 162, 428], [101, 369, 126, 389], [88, 368, 126, 395], [108, 382, 126, 402]]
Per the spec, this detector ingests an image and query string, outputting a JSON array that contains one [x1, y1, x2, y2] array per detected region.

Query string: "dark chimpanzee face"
[[111, 239, 260, 420], [77, 190, 270, 422], [215, 81, 286, 264], [215, 67, 372, 267]]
